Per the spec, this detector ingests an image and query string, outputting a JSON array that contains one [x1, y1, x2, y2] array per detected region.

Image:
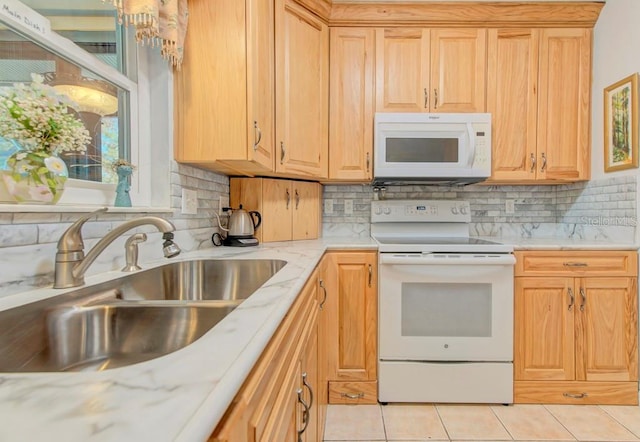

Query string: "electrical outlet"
[[324, 199, 334, 215], [219, 196, 230, 215], [181, 188, 198, 215], [505, 200, 515, 214], [344, 199, 353, 215]]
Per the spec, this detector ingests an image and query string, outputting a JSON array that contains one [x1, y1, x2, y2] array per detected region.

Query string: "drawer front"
[[514, 381, 639, 405], [515, 251, 637, 277], [328, 381, 377, 404]]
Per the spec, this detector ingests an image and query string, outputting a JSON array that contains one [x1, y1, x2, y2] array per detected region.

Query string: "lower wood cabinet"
[[230, 177, 322, 243], [210, 268, 322, 441], [322, 251, 378, 404], [514, 250, 638, 404]]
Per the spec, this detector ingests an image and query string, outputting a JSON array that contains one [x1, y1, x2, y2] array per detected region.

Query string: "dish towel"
[[105, 0, 188, 68]]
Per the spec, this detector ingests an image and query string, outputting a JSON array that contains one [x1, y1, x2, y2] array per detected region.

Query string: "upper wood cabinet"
[[375, 28, 486, 113], [276, 0, 329, 179], [328, 27, 375, 181], [174, 0, 275, 176], [488, 28, 592, 183], [230, 177, 322, 243]]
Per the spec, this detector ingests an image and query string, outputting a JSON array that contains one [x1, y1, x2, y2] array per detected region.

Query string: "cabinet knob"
[[423, 88, 428, 109], [540, 152, 547, 172], [280, 141, 286, 164], [434, 88, 438, 109], [530, 153, 536, 173], [253, 121, 262, 151]]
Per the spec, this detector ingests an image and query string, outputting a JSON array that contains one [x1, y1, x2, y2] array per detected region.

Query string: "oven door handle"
[[379, 254, 516, 266]]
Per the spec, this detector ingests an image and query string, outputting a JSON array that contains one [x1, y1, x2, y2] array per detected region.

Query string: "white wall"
[[592, 0, 640, 181]]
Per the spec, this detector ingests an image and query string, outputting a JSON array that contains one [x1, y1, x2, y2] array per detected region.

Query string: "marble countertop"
[[0, 238, 376, 442], [0, 234, 636, 441]]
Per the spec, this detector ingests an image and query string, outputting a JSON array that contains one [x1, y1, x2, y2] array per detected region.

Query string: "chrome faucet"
[[54, 208, 181, 288]]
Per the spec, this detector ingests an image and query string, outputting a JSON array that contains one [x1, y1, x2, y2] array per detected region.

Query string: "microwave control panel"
[[471, 122, 491, 169]]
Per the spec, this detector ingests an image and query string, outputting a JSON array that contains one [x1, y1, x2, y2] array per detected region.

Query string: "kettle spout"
[[213, 211, 230, 233]]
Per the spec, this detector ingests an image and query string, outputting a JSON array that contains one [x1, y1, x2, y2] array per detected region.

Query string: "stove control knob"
[[374, 207, 382, 215], [383, 208, 391, 215], [460, 206, 468, 215], [451, 206, 459, 214]]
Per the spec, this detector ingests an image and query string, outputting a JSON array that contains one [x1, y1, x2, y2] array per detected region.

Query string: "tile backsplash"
[[322, 175, 637, 242], [0, 162, 228, 297]]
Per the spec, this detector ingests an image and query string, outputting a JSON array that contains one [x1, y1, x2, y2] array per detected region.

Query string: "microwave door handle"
[[466, 124, 476, 167]]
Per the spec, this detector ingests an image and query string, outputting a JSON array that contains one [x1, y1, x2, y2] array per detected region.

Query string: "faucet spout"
[[54, 214, 181, 289]]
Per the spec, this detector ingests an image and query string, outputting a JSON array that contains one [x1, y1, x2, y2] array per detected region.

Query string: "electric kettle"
[[213, 205, 262, 247]]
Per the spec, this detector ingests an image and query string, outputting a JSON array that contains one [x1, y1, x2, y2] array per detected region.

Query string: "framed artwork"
[[604, 73, 639, 172]]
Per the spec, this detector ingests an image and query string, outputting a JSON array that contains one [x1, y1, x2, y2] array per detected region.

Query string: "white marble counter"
[[495, 237, 639, 251], [0, 238, 376, 442]]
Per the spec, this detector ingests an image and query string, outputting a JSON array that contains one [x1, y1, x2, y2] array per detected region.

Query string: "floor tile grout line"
[[597, 405, 640, 441], [542, 404, 583, 441], [488, 405, 516, 441], [379, 403, 389, 442], [434, 403, 453, 441]]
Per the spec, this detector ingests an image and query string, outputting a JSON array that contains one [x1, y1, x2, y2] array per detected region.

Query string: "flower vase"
[[114, 164, 132, 207], [1, 150, 68, 204]]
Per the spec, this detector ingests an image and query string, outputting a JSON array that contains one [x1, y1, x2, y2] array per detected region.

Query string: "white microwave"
[[373, 113, 491, 186]]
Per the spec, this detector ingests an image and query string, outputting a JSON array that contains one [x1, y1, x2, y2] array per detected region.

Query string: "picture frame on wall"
[[604, 73, 639, 172]]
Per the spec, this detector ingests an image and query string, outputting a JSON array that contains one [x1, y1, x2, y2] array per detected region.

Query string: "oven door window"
[[402, 282, 492, 337]]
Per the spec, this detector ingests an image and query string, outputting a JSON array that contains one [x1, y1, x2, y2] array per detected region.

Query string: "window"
[[0, 0, 156, 207]]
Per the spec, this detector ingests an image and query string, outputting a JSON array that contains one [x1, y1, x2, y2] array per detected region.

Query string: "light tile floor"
[[324, 403, 640, 441]]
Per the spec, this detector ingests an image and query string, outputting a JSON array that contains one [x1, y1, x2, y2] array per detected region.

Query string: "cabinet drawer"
[[514, 381, 639, 405], [515, 251, 637, 277], [328, 381, 377, 404]]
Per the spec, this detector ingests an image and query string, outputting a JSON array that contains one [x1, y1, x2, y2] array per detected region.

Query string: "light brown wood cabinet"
[[275, 0, 329, 179], [230, 177, 322, 243], [328, 27, 375, 181], [488, 28, 592, 183], [514, 250, 638, 405], [174, 0, 275, 176], [323, 251, 378, 404], [375, 28, 486, 113], [210, 268, 321, 442]]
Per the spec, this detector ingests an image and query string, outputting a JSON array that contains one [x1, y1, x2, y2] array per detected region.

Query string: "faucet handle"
[[57, 207, 108, 253]]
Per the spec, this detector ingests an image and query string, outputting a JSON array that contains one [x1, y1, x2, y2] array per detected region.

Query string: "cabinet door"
[[537, 28, 591, 181], [276, 0, 329, 178], [300, 311, 319, 442], [329, 28, 375, 181], [515, 277, 575, 381], [247, 0, 275, 171], [262, 178, 293, 242], [576, 277, 638, 382], [316, 259, 329, 442], [430, 28, 486, 112], [375, 28, 430, 112], [487, 29, 539, 181], [292, 181, 321, 240], [325, 252, 377, 381]]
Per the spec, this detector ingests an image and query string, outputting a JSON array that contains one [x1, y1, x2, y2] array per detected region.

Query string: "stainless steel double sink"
[[0, 259, 287, 373]]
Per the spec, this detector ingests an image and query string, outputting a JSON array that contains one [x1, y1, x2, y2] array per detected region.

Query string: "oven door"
[[378, 253, 515, 362]]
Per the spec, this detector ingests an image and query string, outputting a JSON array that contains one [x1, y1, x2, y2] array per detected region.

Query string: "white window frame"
[[0, 1, 154, 208]]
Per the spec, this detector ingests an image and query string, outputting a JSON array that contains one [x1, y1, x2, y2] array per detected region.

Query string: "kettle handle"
[[250, 211, 262, 230]]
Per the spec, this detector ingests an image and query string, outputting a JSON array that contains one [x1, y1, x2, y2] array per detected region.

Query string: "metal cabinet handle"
[[253, 121, 262, 150], [563, 262, 588, 267], [366, 152, 370, 172], [579, 287, 586, 312], [368, 264, 373, 287], [530, 153, 536, 173], [302, 372, 314, 410], [297, 388, 310, 442], [540, 152, 547, 172], [295, 189, 300, 210], [423, 88, 428, 108], [280, 141, 286, 164], [319, 279, 327, 310], [285, 188, 291, 209], [563, 392, 588, 399], [567, 287, 574, 311], [434, 88, 438, 109], [341, 392, 365, 399]]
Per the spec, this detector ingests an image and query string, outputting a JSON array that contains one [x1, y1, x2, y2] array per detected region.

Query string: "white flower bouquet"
[[0, 74, 91, 203]]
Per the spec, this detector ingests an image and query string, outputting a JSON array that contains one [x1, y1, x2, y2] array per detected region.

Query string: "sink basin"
[[0, 258, 287, 372], [117, 258, 288, 301]]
